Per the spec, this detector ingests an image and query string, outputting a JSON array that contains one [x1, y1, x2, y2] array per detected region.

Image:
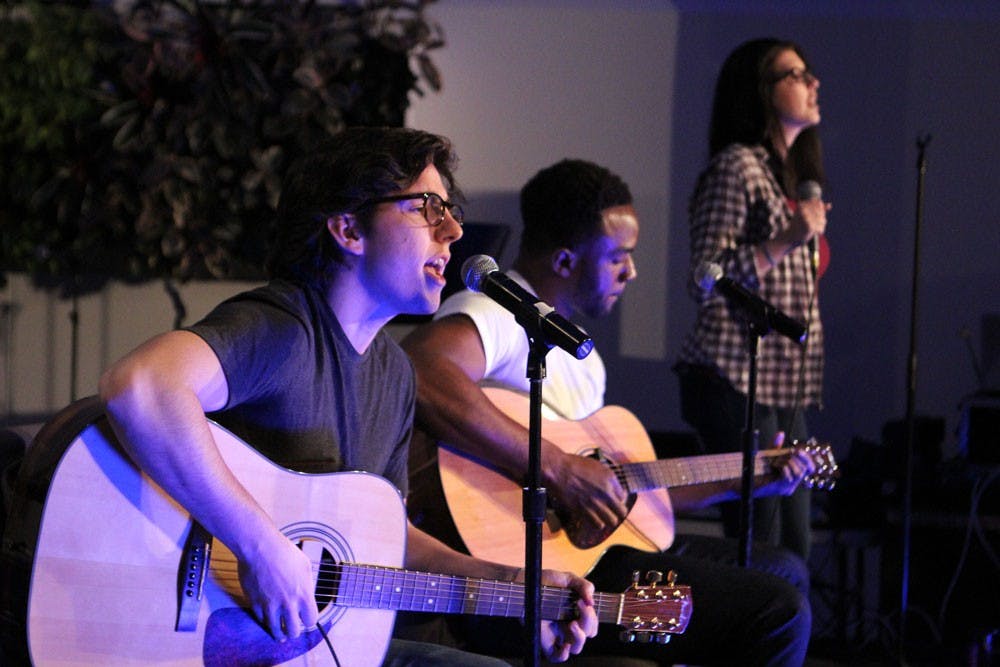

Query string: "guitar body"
[[6, 397, 697, 666], [438, 387, 674, 576], [26, 415, 405, 667]]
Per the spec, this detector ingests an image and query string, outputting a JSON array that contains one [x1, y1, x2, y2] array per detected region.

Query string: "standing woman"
[[675, 38, 829, 561]]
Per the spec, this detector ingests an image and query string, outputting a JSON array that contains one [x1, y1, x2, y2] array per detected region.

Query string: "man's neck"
[[512, 257, 572, 318], [323, 278, 392, 354]]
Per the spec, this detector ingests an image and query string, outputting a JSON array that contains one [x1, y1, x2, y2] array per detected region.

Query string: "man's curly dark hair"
[[518, 158, 632, 259]]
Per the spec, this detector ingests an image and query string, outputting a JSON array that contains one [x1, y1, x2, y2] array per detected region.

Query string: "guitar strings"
[[579, 410, 782, 491], [613, 449, 799, 492], [203, 552, 688, 621]]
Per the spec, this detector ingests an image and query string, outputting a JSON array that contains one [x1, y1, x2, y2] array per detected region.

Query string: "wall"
[[3, 0, 999, 467], [0, 275, 256, 422]]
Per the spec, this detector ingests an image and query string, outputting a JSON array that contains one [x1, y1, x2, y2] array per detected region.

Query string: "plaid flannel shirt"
[[678, 143, 824, 409]]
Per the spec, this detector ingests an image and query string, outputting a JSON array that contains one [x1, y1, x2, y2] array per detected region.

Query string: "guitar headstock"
[[617, 570, 693, 644], [794, 438, 840, 491]]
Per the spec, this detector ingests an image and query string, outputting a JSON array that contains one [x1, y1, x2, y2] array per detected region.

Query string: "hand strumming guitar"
[[543, 448, 630, 540], [235, 526, 320, 641]]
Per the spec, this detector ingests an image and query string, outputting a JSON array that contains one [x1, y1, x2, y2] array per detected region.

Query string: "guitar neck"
[[334, 564, 623, 623], [615, 448, 787, 493]]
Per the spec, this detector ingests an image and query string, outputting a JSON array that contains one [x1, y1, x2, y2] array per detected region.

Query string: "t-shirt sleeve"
[[186, 294, 309, 410], [435, 288, 524, 381]]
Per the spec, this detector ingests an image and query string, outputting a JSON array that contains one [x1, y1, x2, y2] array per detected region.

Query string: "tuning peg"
[[619, 630, 637, 643], [655, 632, 672, 645], [644, 570, 663, 586]]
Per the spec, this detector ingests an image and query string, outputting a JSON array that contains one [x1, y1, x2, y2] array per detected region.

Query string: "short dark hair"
[[518, 159, 632, 259], [266, 126, 460, 286]]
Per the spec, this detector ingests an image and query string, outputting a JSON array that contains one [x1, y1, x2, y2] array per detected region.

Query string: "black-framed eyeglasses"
[[770, 67, 817, 85], [357, 192, 464, 226]]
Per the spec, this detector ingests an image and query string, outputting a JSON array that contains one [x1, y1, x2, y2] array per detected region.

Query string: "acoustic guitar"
[[18, 409, 692, 666], [437, 387, 837, 575]]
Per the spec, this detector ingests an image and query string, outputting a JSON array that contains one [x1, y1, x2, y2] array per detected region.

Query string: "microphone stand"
[[898, 133, 931, 665], [738, 321, 765, 567], [523, 330, 552, 667], [715, 269, 806, 567]]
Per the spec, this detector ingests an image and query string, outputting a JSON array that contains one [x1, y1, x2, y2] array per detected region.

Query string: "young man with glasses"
[[97, 127, 596, 666]]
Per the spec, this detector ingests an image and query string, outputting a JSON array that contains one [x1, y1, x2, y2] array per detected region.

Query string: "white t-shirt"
[[435, 270, 605, 420]]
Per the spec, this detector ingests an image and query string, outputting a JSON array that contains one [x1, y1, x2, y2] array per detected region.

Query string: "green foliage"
[[0, 0, 445, 295]]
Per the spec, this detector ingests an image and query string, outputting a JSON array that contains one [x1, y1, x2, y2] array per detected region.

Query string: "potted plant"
[[1, 0, 445, 307]]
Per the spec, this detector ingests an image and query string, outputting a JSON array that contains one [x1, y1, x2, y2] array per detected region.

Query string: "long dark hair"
[[708, 38, 824, 194]]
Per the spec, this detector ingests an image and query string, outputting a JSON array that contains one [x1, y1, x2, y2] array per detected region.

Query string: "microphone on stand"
[[696, 261, 807, 343], [461, 254, 594, 360], [796, 179, 823, 274]]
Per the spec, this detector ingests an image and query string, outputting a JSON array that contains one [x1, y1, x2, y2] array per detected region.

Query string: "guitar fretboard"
[[614, 449, 785, 493], [328, 563, 681, 625]]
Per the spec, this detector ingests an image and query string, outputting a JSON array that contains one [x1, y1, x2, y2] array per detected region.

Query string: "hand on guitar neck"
[[667, 431, 820, 514]]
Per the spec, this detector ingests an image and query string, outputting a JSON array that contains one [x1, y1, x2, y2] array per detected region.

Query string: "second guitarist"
[[400, 159, 816, 666]]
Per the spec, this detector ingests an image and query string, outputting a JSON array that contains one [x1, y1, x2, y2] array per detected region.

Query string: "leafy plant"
[[0, 0, 445, 296]]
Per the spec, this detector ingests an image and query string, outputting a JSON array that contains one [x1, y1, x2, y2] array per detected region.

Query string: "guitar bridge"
[[175, 520, 213, 632]]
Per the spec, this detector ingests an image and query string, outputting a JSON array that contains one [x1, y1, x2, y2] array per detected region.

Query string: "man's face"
[[359, 164, 463, 317], [572, 204, 639, 319]]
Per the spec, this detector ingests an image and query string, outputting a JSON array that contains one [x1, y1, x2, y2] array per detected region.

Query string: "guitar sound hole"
[[283, 522, 353, 625], [315, 548, 339, 605]]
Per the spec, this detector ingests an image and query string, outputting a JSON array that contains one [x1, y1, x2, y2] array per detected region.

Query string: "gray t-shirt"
[[186, 280, 413, 494]]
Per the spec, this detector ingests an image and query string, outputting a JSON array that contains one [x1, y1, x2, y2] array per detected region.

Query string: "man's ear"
[[327, 213, 364, 256], [551, 247, 578, 278]]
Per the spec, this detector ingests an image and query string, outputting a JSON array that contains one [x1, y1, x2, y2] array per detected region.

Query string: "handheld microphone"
[[796, 179, 822, 202], [695, 261, 807, 343], [461, 255, 593, 359], [796, 180, 822, 272]]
